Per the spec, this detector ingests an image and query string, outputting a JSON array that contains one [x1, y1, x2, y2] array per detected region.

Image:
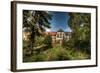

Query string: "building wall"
[[46, 32, 71, 46]]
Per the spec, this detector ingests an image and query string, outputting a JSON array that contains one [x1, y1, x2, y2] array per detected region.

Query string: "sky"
[[45, 11, 72, 32]]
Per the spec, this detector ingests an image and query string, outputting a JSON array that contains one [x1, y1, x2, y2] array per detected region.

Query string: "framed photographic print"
[[11, 1, 98, 72]]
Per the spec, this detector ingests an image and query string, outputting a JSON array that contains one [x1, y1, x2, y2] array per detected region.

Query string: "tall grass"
[[23, 44, 90, 62]]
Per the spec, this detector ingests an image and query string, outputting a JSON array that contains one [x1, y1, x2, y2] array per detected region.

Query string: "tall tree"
[[23, 10, 52, 55], [57, 28, 64, 32], [68, 13, 91, 51]]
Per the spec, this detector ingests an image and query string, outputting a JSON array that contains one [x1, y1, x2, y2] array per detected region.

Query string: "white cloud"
[[45, 28, 51, 32], [65, 27, 72, 32]]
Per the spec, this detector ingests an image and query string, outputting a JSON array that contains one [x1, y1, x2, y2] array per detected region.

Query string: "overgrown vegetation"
[[23, 44, 90, 62], [23, 11, 91, 62], [68, 13, 91, 54]]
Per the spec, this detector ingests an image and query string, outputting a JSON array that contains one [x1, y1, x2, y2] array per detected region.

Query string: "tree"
[[23, 10, 52, 55], [57, 28, 64, 32], [43, 35, 52, 48], [68, 13, 91, 52]]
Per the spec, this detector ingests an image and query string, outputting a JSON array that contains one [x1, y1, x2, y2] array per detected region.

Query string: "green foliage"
[[66, 49, 89, 60], [63, 39, 74, 49], [23, 10, 52, 55], [57, 28, 64, 32], [23, 44, 90, 62], [43, 35, 52, 48], [23, 12, 91, 62], [43, 45, 70, 61], [68, 13, 91, 52], [23, 40, 29, 49], [33, 53, 47, 61], [34, 36, 45, 47]]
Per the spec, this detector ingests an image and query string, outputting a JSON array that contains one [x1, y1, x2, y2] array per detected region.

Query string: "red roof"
[[49, 32, 57, 36], [45, 32, 57, 36], [45, 32, 71, 36]]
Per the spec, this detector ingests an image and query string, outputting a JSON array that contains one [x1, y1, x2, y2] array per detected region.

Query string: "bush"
[[63, 39, 74, 49], [23, 40, 30, 49], [34, 53, 47, 61], [43, 35, 52, 48], [44, 45, 71, 61], [34, 36, 45, 47]]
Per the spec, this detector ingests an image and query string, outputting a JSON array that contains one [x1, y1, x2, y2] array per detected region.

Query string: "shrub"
[[44, 45, 71, 61], [34, 36, 45, 47], [34, 53, 47, 61], [63, 39, 74, 49], [43, 35, 52, 48]]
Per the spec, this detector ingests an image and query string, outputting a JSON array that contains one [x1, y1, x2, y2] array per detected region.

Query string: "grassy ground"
[[23, 44, 90, 62]]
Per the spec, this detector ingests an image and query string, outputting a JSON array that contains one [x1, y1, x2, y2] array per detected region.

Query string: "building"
[[23, 27, 31, 41], [22, 28, 72, 46], [45, 32, 71, 46]]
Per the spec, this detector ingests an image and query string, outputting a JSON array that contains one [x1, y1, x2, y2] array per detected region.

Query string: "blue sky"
[[46, 11, 72, 32]]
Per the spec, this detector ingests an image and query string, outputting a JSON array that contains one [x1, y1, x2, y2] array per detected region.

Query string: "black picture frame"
[[11, 1, 98, 72]]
